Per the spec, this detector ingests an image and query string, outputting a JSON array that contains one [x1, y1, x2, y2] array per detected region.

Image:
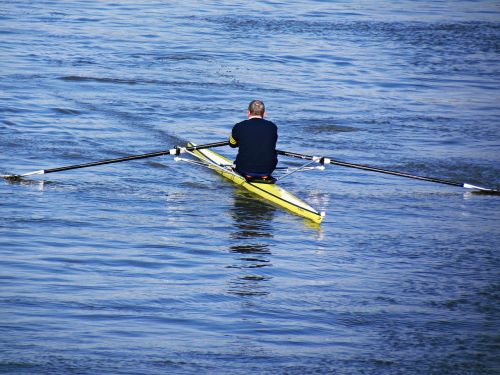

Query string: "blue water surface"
[[1, 1, 499, 374]]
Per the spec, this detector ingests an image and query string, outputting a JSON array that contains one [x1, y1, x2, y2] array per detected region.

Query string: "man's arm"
[[229, 129, 238, 148]]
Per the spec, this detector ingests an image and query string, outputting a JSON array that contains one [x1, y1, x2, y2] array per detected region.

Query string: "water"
[[1, 1, 499, 374]]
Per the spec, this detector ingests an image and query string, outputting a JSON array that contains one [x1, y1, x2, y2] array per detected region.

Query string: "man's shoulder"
[[233, 118, 277, 131], [260, 119, 278, 131], [236, 118, 277, 125], [264, 119, 277, 127], [233, 119, 248, 127]]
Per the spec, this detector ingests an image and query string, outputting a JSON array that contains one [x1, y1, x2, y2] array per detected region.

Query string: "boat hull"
[[189, 143, 324, 224]]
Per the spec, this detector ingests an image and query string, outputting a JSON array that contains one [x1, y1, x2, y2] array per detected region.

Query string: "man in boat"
[[229, 100, 278, 182]]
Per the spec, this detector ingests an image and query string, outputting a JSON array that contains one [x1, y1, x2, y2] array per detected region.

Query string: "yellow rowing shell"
[[189, 142, 324, 224]]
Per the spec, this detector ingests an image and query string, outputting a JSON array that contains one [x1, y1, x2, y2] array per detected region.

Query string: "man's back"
[[231, 117, 278, 176]]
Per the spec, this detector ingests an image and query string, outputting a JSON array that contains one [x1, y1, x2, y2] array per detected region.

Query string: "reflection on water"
[[226, 189, 275, 297], [229, 189, 276, 238], [3, 177, 48, 191], [228, 243, 271, 271], [226, 273, 272, 297]]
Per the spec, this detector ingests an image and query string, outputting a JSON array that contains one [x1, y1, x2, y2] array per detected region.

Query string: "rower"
[[229, 100, 278, 183]]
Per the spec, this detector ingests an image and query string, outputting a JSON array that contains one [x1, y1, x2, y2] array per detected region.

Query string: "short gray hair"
[[248, 100, 265, 116]]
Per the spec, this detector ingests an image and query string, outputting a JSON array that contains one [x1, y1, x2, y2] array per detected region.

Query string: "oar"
[[3, 141, 229, 181], [277, 149, 500, 194]]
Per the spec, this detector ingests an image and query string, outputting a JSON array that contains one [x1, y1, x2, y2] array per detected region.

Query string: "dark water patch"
[[38, 256, 89, 265], [394, 159, 500, 188], [49, 11, 67, 16], [0, 106, 35, 114], [2, 73, 46, 81], [58, 75, 240, 89], [51, 107, 82, 115], [87, 257, 170, 270], [353, 114, 500, 141], [302, 119, 360, 134], [391, 21, 500, 53], [374, 80, 434, 90], [70, 57, 97, 66], [0, 29, 17, 34], [59, 75, 139, 85], [74, 17, 101, 23], [144, 160, 170, 169], [6, 215, 96, 229], [208, 17, 500, 65], [180, 180, 218, 190], [153, 53, 214, 62], [0, 361, 38, 374]]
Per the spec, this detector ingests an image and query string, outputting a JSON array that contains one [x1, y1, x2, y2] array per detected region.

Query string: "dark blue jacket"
[[229, 117, 278, 175]]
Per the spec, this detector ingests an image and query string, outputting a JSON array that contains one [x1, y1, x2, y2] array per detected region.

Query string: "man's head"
[[248, 100, 265, 118]]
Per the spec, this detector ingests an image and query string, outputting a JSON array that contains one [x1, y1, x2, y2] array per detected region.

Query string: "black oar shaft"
[[6, 141, 229, 178], [42, 141, 229, 174], [43, 150, 171, 174], [277, 150, 462, 188]]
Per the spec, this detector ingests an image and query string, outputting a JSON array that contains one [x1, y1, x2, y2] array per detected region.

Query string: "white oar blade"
[[463, 183, 500, 194], [464, 183, 491, 191]]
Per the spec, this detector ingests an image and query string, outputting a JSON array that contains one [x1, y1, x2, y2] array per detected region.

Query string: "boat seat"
[[243, 175, 276, 184]]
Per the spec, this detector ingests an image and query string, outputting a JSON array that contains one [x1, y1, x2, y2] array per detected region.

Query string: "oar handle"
[[277, 149, 499, 193]]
